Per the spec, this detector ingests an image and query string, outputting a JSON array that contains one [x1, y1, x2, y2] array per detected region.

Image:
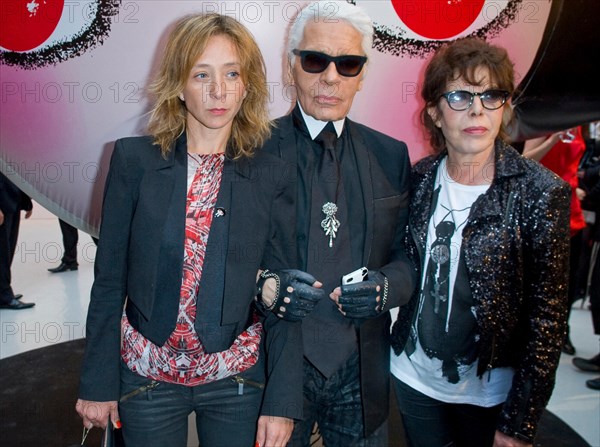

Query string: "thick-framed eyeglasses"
[[440, 89, 510, 111], [292, 49, 367, 77]]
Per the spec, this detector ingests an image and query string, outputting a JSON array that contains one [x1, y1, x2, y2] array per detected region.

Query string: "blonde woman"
[[76, 13, 300, 447]]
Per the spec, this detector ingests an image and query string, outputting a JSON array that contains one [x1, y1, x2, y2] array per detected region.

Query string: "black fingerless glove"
[[256, 269, 327, 322], [339, 270, 389, 319]]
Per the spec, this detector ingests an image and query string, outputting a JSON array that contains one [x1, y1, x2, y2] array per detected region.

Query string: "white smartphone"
[[342, 267, 368, 285]]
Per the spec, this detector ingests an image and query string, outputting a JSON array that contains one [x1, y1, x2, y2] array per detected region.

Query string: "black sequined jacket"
[[391, 141, 571, 443]]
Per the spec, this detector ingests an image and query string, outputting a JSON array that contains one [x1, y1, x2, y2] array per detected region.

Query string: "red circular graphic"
[[392, 0, 486, 39], [0, 0, 65, 52]]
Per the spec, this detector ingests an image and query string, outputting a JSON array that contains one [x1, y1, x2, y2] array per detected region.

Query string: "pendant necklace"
[[321, 202, 340, 248]]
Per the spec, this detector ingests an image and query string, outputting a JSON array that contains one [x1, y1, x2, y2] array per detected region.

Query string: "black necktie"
[[314, 122, 340, 247], [303, 121, 357, 377], [314, 122, 339, 197], [315, 121, 338, 150]]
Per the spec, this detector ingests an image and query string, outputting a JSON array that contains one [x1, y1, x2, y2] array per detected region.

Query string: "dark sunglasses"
[[292, 49, 367, 77], [440, 89, 510, 111]]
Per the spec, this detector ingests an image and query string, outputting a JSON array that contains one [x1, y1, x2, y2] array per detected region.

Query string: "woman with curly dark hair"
[[391, 38, 570, 447]]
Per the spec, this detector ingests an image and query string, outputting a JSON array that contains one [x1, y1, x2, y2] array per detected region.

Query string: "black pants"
[[393, 377, 502, 447], [0, 210, 20, 303], [564, 230, 585, 341], [119, 361, 264, 447], [58, 218, 78, 265], [289, 351, 388, 447], [589, 241, 600, 335]]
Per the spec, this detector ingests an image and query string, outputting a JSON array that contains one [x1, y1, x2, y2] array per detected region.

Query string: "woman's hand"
[[256, 415, 294, 447], [75, 399, 120, 430], [493, 430, 532, 447]]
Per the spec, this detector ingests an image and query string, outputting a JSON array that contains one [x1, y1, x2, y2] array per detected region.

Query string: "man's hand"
[[331, 270, 388, 319], [75, 399, 120, 430], [256, 415, 294, 447], [257, 269, 327, 321], [0, 210, 4, 226]]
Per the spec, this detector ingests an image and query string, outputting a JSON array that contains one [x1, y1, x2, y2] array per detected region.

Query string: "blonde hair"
[[147, 13, 271, 158]]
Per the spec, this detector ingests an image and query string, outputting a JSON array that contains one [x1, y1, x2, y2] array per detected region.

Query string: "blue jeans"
[[393, 377, 502, 447], [289, 351, 388, 447], [119, 361, 264, 447]]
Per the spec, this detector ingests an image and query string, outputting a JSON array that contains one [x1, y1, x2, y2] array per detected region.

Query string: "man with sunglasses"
[[256, 2, 415, 445]]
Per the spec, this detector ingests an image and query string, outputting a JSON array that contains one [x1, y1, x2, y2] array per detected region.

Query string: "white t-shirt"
[[391, 157, 514, 407]]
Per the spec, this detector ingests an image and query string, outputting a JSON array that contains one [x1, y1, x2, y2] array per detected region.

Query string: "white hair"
[[286, 1, 374, 62]]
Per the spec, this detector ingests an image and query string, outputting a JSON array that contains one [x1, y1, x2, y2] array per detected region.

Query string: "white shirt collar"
[[297, 103, 345, 140]]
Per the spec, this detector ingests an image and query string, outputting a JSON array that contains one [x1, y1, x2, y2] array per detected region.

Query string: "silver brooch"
[[321, 202, 340, 248]]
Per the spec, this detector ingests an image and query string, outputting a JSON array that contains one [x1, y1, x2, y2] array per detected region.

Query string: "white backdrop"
[[0, 0, 550, 235]]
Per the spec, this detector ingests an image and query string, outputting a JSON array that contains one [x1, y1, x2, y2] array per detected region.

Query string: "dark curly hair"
[[421, 38, 515, 153]]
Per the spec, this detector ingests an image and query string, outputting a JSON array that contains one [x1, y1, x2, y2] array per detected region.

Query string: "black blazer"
[[79, 135, 302, 419], [262, 113, 417, 435]]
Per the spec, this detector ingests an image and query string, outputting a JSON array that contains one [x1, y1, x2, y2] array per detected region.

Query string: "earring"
[[179, 93, 185, 101]]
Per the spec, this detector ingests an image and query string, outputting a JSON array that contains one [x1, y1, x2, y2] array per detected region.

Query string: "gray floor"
[[2, 206, 599, 446]]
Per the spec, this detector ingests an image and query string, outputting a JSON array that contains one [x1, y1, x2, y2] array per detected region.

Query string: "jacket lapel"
[[198, 156, 261, 327], [138, 136, 187, 322], [466, 142, 526, 226], [275, 115, 302, 266], [196, 157, 235, 327], [276, 114, 300, 165], [147, 137, 185, 241], [347, 120, 374, 266], [411, 156, 439, 257]]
